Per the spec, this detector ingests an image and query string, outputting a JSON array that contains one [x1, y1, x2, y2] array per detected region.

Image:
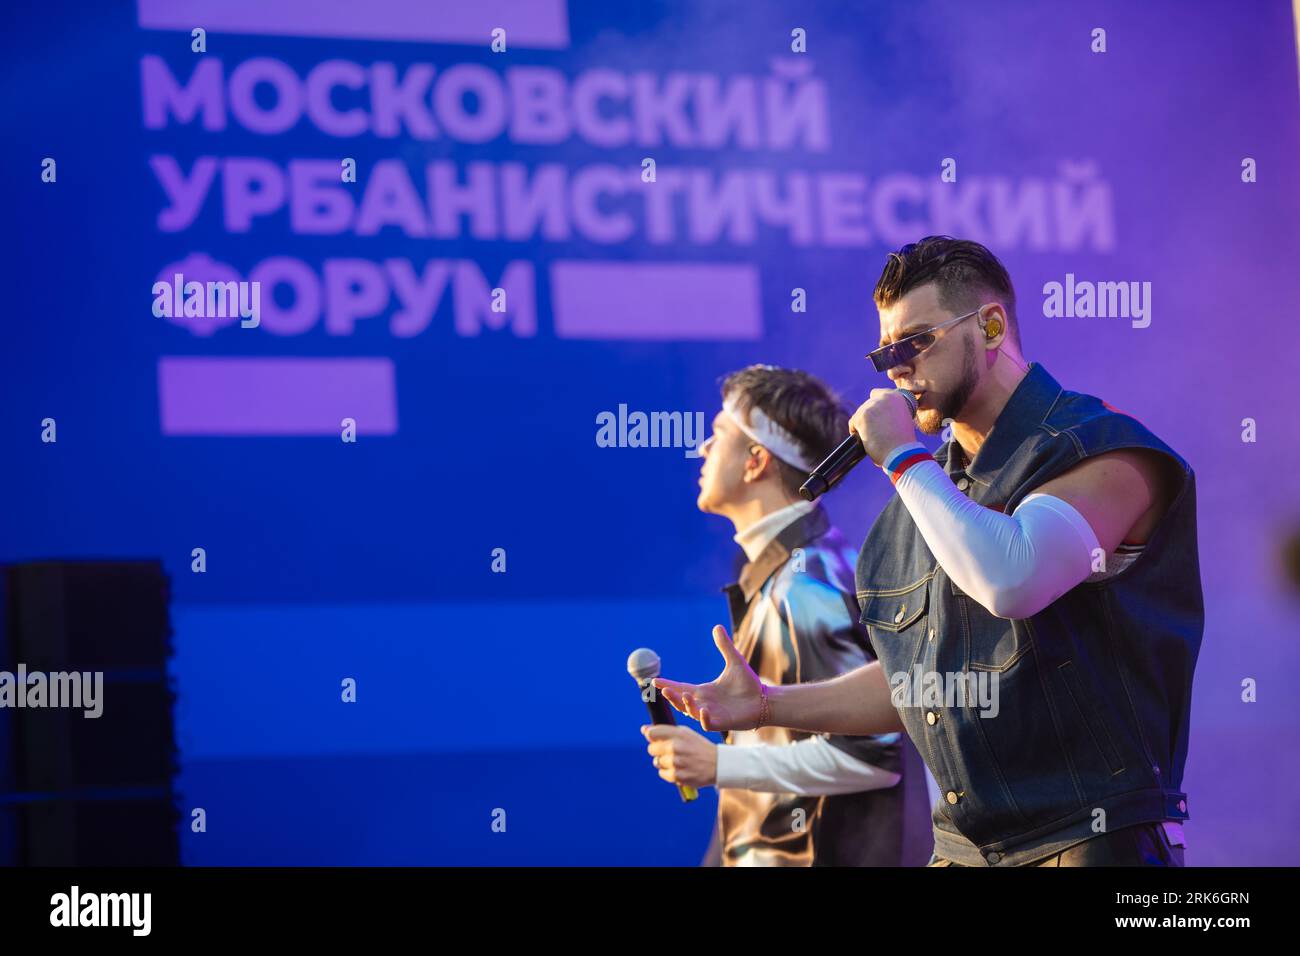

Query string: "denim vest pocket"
[[1057, 660, 1126, 776], [957, 586, 1032, 672], [858, 576, 931, 674], [858, 575, 931, 630]]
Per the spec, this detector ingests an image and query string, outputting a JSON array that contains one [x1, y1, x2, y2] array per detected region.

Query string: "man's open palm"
[[652, 625, 764, 732]]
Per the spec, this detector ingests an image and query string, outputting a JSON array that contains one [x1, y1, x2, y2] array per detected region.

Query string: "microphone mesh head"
[[896, 388, 918, 417], [627, 647, 661, 680]]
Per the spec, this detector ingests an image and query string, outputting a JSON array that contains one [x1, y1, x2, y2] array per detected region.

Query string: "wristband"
[[880, 441, 933, 485], [756, 683, 771, 729]]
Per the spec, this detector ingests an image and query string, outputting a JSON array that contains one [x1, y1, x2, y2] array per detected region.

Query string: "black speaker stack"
[[0, 560, 180, 865]]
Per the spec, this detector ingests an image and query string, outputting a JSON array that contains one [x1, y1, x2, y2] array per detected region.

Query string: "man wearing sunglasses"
[[655, 236, 1201, 867]]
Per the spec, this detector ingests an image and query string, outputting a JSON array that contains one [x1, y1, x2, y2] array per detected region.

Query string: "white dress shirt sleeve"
[[715, 735, 902, 795]]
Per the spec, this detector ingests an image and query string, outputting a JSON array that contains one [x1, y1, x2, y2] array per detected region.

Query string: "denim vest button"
[[946, 790, 960, 805], [894, 606, 906, 623], [926, 711, 938, 725], [986, 851, 1001, 865], [957, 477, 970, 491]]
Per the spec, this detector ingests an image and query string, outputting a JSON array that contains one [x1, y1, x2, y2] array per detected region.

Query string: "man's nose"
[[886, 362, 913, 383]]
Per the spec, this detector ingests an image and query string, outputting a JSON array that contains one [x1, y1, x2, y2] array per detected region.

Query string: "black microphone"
[[627, 648, 698, 803], [799, 389, 918, 501]]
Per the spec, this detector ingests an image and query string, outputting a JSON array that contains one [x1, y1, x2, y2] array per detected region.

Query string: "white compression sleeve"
[[883, 444, 1101, 619], [714, 735, 901, 795]]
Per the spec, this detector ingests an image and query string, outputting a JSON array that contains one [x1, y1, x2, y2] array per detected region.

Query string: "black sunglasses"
[[866, 306, 985, 372]]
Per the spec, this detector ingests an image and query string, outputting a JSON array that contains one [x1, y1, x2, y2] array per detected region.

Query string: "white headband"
[[723, 398, 817, 472]]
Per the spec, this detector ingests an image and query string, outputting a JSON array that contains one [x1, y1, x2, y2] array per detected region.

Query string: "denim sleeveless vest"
[[855, 363, 1203, 866]]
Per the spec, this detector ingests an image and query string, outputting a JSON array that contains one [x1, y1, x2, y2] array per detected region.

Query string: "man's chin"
[[916, 409, 945, 435]]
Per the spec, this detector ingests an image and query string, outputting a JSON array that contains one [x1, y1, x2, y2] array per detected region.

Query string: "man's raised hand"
[[651, 625, 764, 732]]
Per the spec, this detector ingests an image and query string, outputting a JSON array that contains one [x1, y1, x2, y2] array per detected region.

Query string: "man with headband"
[[642, 364, 929, 866], [653, 238, 1202, 867]]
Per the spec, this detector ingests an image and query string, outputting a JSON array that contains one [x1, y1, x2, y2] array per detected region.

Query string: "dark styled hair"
[[721, 365, 848, 497], [873, 236, 1020, 349]]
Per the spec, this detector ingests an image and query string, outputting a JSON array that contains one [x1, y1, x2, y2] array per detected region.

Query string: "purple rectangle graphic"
[[550, 261, 762, 340], [136, 0, 570, 48], [158, 357, 397, 436]]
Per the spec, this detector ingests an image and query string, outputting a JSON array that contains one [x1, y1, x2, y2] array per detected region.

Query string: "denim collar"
[[942, 362, 1065, 486]]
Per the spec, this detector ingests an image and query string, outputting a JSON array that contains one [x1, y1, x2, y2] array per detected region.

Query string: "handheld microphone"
[[627, 648, 698, 803], [799, 388, 918, 501]]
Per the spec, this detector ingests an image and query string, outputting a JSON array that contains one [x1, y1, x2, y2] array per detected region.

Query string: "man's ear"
[[743, 445, 772, 483], [979, 303, 1010, 348]]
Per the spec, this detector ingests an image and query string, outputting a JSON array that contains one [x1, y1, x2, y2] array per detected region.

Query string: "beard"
[[916, 336, 980, 435]]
